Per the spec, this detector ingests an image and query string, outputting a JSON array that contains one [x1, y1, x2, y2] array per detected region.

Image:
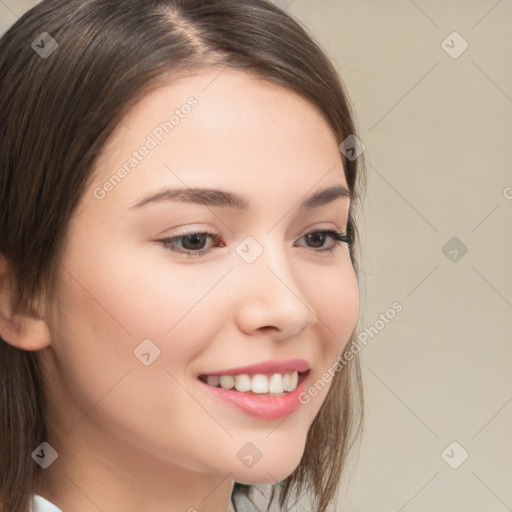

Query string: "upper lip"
[[199, 358, 310, 376]]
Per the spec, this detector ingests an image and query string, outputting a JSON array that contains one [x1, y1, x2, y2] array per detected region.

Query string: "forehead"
[[87, 68, 347, 212]]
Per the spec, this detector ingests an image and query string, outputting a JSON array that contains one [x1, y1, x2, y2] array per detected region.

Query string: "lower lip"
[[198, 372, 309, 420]]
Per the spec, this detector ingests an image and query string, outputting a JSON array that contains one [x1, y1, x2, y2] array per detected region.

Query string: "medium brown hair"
[[0, 1, 366, 511]]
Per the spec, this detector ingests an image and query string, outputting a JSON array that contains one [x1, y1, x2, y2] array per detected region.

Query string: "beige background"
[[1, 1, 511, 511]]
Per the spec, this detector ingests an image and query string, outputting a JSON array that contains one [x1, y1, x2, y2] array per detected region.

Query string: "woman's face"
[[41, 68, 359, 485]]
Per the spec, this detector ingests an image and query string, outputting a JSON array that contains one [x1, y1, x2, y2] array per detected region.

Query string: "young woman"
[[0, 1, 366, 511]]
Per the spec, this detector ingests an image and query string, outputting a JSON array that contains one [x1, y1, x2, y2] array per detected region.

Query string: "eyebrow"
[[129, 184, 350, 212]]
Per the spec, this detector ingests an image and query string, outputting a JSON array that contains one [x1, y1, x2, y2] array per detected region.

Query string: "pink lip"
[[199, 358, 310, 376], [198, 370, 310, 420]]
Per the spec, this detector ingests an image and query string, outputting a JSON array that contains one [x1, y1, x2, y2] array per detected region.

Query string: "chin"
[[233, 467, 294, 486], [230, 450, 304, 486]]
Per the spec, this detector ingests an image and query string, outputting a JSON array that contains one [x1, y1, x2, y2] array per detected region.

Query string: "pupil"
[[307, 232, 324, 248], [184, 234, 206, 250]]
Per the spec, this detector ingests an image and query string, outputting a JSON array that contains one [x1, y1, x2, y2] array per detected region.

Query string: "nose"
[[233, 239, 319, 340]]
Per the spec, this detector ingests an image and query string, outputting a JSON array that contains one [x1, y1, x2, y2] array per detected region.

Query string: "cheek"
[[298, 259, 359, 410], [48, 233, 231, 418], [59, 230, 227, 348], [48, 249, 236, 471], [309, 258, 360, 354]]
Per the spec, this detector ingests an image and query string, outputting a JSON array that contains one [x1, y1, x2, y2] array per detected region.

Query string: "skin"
[[10, 68, 359, 511]]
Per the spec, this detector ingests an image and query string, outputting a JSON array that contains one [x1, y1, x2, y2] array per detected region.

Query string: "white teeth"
[[251, 374, 269, 393], [219, 375, 235, 390], [287, 371, 298, 392], [268, 373, 284, 394], [205, 371, 301, 394], [207, 375, 220, 387], [235, 374, 252, 392]]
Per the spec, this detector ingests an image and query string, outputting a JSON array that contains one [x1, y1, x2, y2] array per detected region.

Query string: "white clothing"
[[30, 495, 62, 512]]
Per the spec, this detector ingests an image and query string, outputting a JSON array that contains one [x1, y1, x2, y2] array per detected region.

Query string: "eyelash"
[[157, 229, 352, 258]]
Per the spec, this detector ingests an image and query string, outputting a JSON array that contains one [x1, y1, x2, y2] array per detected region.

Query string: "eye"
[[296, 229, 352, 253], [157, 228, 352, 258], [158, 230, 224, 258]]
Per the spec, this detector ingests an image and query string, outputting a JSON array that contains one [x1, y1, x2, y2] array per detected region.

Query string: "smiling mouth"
[[198, 370, 310, 396]]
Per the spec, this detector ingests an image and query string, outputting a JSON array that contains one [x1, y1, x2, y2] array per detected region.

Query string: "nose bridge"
[[236, 234, 300, 295], [233, 233, 317, 336]]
